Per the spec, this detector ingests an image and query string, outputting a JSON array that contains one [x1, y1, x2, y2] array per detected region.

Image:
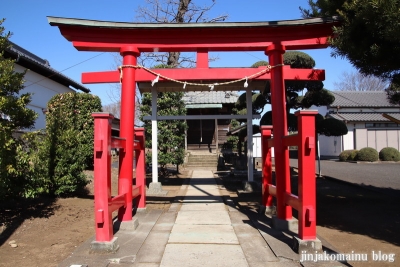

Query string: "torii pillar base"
[[272, 216, 298, 233], [293, 236, 322, 254], [90, 237, 119, 254], [147, 182, 168, 196]]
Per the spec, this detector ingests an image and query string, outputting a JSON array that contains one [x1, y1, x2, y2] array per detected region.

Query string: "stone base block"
[[147, 182, 168, 195], [90, 237, 119, 254], [136, 207, 147, 213], [271, 216, 298, 232], [113, 217, 139, 232], [259, 205, 276, 216], [293, 236, 322, 254]]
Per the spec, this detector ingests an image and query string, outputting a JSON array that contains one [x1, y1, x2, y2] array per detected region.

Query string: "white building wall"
[[342, 130, 354, 151], [387, 130, 400, 150], [310, 105, 328, 116], [253, 134, 262, 158], [318, 135, 342, 156], [253, 133, 274, 158], [15, 64, 76, 130]]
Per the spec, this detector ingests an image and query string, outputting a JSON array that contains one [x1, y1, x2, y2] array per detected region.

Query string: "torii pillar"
[[266, 43, 292, 221], [118, 46, 140, 221]]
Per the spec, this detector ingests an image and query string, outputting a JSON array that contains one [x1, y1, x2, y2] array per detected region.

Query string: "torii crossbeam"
[[48, 16, 339, 252]]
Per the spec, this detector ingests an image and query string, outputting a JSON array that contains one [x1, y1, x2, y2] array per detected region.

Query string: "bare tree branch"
[[334, 71, 389, 91], [106, 0, 227, 115]]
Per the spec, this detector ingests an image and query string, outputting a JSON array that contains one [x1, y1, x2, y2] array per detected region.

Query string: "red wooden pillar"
[[261, 126, 273, 208], [118, 46, 140, 221], [265, 43, 292, 220], [92, 113, 113, 242], [135, 128, 146, 209], [296, 110, 317, 240]]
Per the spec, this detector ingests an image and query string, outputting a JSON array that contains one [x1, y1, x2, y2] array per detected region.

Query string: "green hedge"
[[379, 147, 400, 162], [339, 149, 358, 161], [43, 92, 102, 196], [356, 147, 379, 162]]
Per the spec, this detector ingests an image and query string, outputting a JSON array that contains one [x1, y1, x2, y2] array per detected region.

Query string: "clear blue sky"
[[3, 0, 355, 106]]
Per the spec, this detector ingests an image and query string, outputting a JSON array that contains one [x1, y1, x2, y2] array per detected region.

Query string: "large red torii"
[[48, 16, 339, 252]]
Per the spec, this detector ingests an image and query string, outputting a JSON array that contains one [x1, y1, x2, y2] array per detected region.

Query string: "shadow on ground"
[[0, 197, 58, 246], [216, 167, 400, 249]]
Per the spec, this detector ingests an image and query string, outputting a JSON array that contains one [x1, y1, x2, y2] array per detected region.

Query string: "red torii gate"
[[48, 16, 339, 252]]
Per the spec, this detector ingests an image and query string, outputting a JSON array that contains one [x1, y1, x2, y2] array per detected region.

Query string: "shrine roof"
[[47, 16, 340, 52], [48, 16, 339, 30], [182, 91, 239, 105]]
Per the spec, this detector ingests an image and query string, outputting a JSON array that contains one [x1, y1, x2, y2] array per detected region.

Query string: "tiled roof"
[[328, 112, 400, 122], [5, 41, 90, 93], [182, 91, 238, 104], [330, 91, 393, 108]]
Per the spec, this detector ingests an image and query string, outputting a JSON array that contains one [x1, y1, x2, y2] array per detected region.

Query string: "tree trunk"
[[167, 0, 190, 67]]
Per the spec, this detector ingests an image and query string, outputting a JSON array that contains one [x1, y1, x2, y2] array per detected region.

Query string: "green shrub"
[[348, 149, 358, 161], [339, 149, 358, 161], [339, 150, 350, 161], [356, 147, 379, 162], [379, 147, 400, 161], [0, 22, 38, 200], [43, 92, 102, 196], [225, 135, 239, 151]]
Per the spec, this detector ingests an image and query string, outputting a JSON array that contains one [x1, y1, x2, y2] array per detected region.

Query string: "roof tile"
[[182, 91, 238, 104], [328, 112, 400, 122], [331, 91, 393, 108]]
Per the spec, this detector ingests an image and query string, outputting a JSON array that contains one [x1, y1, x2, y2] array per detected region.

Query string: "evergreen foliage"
[[379, 147, 400, 162], [339, 149, 358, 161], [301, 0, 400, 104], [318, 117, 348, 136], [356, 147, 379, 162], [225, 119, 239, 151], [139, 65, 187, 174], [41, 93, 102, 196], [255, 51, 347, 137], [260, 111, 298, 132], [0, 19, 38, 199]]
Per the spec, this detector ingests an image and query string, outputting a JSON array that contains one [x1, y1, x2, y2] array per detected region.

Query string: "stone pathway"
[[160, 170, 248, 267], [58, 169, 346, 267]]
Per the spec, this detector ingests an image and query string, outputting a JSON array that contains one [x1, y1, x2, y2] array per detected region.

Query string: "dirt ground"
[[1, 165, 399, 267], [0, 166, 187, 267]]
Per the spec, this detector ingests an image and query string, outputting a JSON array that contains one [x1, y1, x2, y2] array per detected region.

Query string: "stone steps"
[[186, 153, 218, 168]]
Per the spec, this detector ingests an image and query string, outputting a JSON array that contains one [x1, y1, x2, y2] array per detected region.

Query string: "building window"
[[365, 123, 400, 128]]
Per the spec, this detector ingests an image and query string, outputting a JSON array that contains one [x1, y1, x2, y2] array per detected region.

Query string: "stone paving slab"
[[184, 188, 222, 196], [179, 202, 226, 211], [160, 244, 249, 267], [174, 210, 231, 225], [150, 211, 177, 231], [180, 196, 224, 202], [190, 170, 214, 177], [188, 178, 216, 185], [233, 223, 280, 263], [187, 184, 221, 190], [134, 231, 170, 264], [168, 224, 239, 244], [57, 210, 163, 267], [186, 187, 221, 196]]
